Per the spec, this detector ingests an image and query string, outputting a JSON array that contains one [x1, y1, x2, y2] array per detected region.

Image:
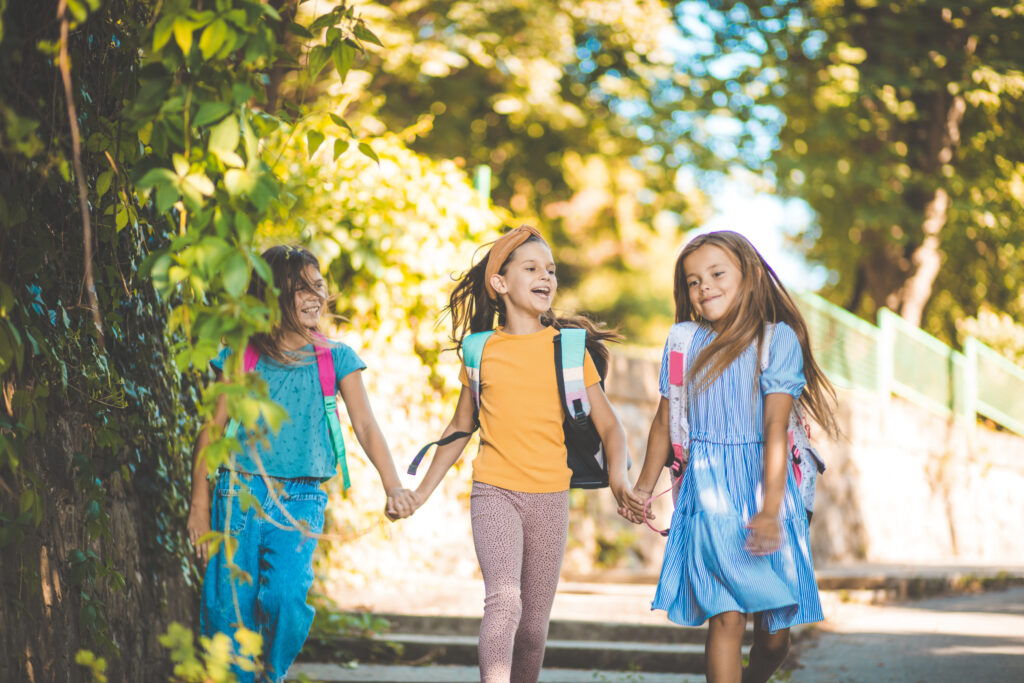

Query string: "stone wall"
[[604, 349, 1024, 567]]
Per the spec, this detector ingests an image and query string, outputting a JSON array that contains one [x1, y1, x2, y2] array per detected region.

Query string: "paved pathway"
[[789, 587, 1024, 683]]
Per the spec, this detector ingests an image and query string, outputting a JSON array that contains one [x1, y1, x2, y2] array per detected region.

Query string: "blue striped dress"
[[651, 322, 823, 632]]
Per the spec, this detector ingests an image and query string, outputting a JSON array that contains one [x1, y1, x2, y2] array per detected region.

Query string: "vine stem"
[[58, 0, 105, 352]]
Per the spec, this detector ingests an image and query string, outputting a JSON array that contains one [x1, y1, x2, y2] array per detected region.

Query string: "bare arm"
[[413, 386, 477, 504], [619, 396, 671, 522], [746, 392, 793, 555], [586, 383, 640, 515], [186, 391, 228, 565], [338, 370, 415, 519]]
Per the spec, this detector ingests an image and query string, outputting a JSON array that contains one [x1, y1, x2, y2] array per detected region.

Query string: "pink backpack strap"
[[242, 344, 260, 372], [313, 344, 336, 397], [312, 335, 350, 490]]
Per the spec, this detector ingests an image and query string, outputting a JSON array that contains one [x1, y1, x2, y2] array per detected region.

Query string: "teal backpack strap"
[[461, 330, 494, 412], [556, 328, 591, 420], [407, 330, 493, 476], [314, 343, 350, 490]]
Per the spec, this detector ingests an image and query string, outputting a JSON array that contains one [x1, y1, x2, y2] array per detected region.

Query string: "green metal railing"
[[793, 291, 1024, 436]]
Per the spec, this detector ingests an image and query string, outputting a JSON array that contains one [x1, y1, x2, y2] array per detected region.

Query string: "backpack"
[[407, 327, 611, 489], [649, 322, 824, 534], [224, 340, 351, 490]]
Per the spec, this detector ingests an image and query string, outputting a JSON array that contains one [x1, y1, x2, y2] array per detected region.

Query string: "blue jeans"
[[200, 470, 327, 683]]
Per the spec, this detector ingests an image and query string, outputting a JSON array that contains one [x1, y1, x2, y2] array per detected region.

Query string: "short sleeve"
[[210, 346, 232, 372], [583, 351, 600, 387], [658, 337, 671, 398], [760, 322, 805, 397], [459, 363, 469, 387], [331, 343, 366, 380]]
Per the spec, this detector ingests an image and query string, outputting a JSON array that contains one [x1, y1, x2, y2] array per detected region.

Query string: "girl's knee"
[[484, 584, 523, 620], [709, 611, 746, 635], [754, 627, 790, 660]]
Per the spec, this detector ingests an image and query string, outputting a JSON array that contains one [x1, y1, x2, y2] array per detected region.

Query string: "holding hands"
[[384, 487, 419, 521], [611, 477, 647, 525]]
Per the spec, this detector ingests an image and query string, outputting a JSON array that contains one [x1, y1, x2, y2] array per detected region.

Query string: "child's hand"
[[745, 511, 782, 556], [384, 487, 418, 521], [186, 503, 212, 567], [619, 485, 652, 525], [611, 477, 644, 524]]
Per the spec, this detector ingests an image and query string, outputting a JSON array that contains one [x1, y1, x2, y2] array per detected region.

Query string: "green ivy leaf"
[[286, 22, 314, 39], [193, 101, 232, 127], [332, 139, 348, 161], [332, 42, 355, 83], [95, 170, 114, 197], [199, 19, 229, 60], [353, 23, 383, 47], [153, 16, 175, 53], [222, 252, 249, 297], [358, 141, 379, 164], [306, 130, 325, 158], [329, 113, 353, 135], [172, 17, 194, 55], [308, 44, 330, 79]]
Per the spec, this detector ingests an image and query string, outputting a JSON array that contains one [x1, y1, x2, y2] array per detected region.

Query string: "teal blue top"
[[212, 342, 366, 479]]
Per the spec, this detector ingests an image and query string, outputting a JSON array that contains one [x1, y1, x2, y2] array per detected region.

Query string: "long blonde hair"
[[674, 231, 839, 438]]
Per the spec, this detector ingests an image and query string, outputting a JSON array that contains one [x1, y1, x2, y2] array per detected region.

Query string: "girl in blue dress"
[[623, 231, 839, 683]]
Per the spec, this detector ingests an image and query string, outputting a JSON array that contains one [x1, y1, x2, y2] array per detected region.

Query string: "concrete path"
[[788, 587, 1024, 683], [288, 663, 704, 682]]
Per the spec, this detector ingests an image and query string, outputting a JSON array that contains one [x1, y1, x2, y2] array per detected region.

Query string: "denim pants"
[[200, 470, 327, 683]]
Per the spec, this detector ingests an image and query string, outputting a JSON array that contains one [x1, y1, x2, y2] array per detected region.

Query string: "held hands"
[[617, 485, 652, 525], [384, 487, 419, 521], [610, 474, 646, 525], [745, 510, 782, 556]]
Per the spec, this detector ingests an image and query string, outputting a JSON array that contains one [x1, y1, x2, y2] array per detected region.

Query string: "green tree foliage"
[[0, 0, 392, 678], [682, 0, 1024, 347], [346, 0, 712, 342]]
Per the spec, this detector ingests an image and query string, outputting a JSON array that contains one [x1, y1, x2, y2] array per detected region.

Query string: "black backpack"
[[408, 328, 611, 489]]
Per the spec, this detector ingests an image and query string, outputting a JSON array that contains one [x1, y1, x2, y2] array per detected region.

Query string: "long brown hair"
[[446, 229, 619, 375], [674, 231, 839, 438], [247, 245, 328, 363]]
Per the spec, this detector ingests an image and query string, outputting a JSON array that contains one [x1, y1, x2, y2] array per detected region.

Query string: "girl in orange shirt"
[[411, 225, 641, 683]]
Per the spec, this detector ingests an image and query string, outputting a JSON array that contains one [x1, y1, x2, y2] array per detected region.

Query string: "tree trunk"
[[897, 90, 967, 326]]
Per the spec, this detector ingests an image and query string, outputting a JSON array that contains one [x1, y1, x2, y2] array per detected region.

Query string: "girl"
[[623, 231, 838, 683], [186, 245, 416, 683], [411, 225, 641, 683]]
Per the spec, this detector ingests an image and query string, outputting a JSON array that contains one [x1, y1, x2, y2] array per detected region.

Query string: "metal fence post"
[[876, 308, 895, 401], [962, 336, 978, 433]]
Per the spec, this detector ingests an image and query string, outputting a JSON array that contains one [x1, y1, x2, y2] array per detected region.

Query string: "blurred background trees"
[[673, 0, 1024, 348], [3, 0, 1024, 679]]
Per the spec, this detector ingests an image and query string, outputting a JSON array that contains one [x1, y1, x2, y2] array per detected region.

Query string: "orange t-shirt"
[[459, 326, 601, 493]]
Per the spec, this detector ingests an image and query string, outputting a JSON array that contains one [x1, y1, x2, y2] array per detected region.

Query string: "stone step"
[[357, 611, 745, 644], [289, 663, 705, 682], [303, 632, 741, 673]]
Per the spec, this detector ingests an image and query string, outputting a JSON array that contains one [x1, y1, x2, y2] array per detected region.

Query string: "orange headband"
[[484, 225, 548, 300]]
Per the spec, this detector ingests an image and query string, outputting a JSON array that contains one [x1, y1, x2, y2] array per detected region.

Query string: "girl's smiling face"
[[491, 240, 557, 316], [293, 264, 327, 329], [683, 243, 743, 331]]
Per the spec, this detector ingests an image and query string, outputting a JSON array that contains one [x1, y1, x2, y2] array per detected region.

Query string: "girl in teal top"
[[187, 246, 416, 683]]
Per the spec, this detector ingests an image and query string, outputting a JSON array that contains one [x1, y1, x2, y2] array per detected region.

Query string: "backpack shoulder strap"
[[554, 328, 590, 420], [666, 322, 699, 475], [312, 339, 351, 490], [760, 322, 776, 372], [408, 331, 493, 476], [242, 344, 260, 372], [462, 330, 495, 411]]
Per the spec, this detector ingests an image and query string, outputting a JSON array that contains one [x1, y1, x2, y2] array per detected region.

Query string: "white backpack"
[[664, 322, 825, 513]]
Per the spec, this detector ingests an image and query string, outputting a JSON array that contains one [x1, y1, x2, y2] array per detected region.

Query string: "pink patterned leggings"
[[471, 481, 570, 683]]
